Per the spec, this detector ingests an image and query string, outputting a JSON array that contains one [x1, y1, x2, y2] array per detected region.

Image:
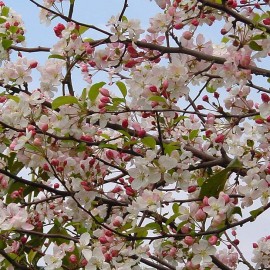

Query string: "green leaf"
[[9, 26, 18, 34], [149, 95, 167, 103], [189, 129, 199, 140], [247, 139, 254, 147], [221, 36, 229, 43], [16, 35, 25, 42], [49, 54, 65, 60], [252, 34, 267, 40], [98, 143, 118, 150], [172, 203, 179, 214], [7, 152, 24, 175], [197, 177, 204, 187], [79, 25, 89, 35], [249, 40, 263, 51], [206, 84, 216, 93], [24, 143, 43, 153], [1, 6, 9, 17], [145, 222, 162, 232], [0, 17, 6, 24], [52, 96, 79, 109], [252, 13, 261, 23], [117, 129, 131, 139], [116, 81, 127, 97], [141, 136, 156, 149], [2, 39, 12, 50], [88, 82, 106, 102], [166, 213, 179, 226], [28, 250, 37, 264], [111, 97, 125, 105], [231, 206, 242, 217], [47, 222, 70, 245], [6, 95, 20, 103], [199, 158, 242, 198], [250, 207, 264, 220], [121, 15, 128, 22], [81, 88, 87, 101], [163, 143, 180, 155]]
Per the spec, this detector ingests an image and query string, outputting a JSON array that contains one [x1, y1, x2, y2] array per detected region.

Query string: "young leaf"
[[52, 96, 79, 109], [49, 54, 65, 60], [250, 207, 264, 220], [249, 41, 263, 51], [2, 39, 12, 50], [116, 81, 127, 97], [149, 96, 167, 103], [88, 82, 106, 102], [141, 136, 156, 149], [199, 158, 242, 199], [79, 25, 89, 35]]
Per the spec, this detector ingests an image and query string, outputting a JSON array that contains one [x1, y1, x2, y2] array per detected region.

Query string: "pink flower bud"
[[69, 254, 77, 263], [29, 60, 38, 69], [100, 96, 110, 104], [208, 235, 218, 245], [162, 80, 169, 90], [188, 186, 197, 193], [203, 196, 209, 206], [202, 95, 209, 102], [182, 31, 193, 40], [253, 243, 258, 248], [41, 123, 49, 132], [99, 236, 108, 244], [261, 93, 270, 103], [215, 134, 225, 143], [191, 19, 199, 26], [233, 239, 240, 245], [113, 216, 123, 227], [149, 85, 158, 92], [33, 137, 42, 146], [125, 186, 136, 196], [99, 88, 110, 97], [106, 150, 115, 160], [122, 119, 129, 128], [195, 209, 206, 221], [137, 129, 146, 138], [184, 236, 195, 246], [221, 193, 230, 204], [263, 18, 270, 25], [53, 23, 65, 37]]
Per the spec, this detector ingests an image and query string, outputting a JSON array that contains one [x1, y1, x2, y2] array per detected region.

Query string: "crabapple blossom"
[[191, 239, 216, 265]]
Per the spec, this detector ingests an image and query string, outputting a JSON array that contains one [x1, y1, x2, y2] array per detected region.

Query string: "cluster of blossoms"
[[0, 2, 25, 62], [252, 236, 270, 269], [0, 0, 269, 269]]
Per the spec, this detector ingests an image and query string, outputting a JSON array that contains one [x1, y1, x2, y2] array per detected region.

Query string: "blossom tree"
[[0, 0, 270, 269]]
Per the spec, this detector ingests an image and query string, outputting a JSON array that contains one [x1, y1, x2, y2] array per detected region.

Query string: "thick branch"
[[0, 168, 70, 196]]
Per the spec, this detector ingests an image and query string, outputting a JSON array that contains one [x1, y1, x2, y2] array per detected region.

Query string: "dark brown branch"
[[211, 255, 233, 270], [0, 168, 70, 196], [16, 229, 78, 242], [0, 250, 31, 270]]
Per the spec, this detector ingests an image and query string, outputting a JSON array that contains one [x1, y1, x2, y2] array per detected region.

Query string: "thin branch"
[[119, 0, 129, 22], [29, 0, 111, 36], [198, 0, 270, 34]]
